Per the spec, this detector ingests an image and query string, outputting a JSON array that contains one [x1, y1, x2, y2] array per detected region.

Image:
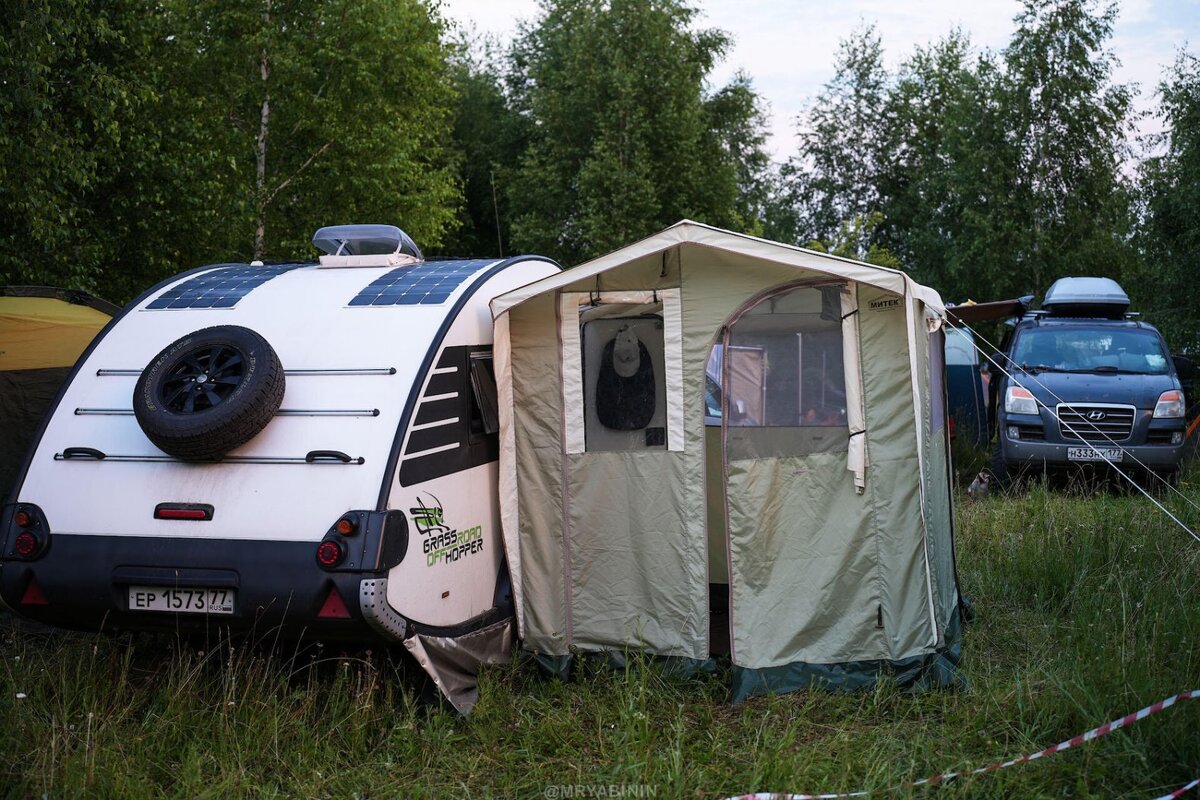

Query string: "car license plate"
[[128, 586, 235, 615], [1067, 447, 1123, 462]]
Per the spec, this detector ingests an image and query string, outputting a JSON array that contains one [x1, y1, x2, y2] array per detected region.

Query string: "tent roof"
[[492, 220, 945, 318], [0, 288, 116, 371], [1, 286, 121, 316]]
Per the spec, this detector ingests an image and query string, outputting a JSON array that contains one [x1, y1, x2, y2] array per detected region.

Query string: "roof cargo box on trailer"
[[1, 225, 558, 714]]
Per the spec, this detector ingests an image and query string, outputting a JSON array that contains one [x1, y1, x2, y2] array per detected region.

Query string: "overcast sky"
[[436, 0, 1199, 161]]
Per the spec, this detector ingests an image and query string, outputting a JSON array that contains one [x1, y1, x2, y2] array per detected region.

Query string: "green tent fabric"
[[491, 222, 962, 701]]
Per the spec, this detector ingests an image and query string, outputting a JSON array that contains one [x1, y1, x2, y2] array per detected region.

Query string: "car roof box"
[[1042, 277, 1130, 318]]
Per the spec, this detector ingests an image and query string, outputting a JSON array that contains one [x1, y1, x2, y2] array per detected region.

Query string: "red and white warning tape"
[[727, 689, 1200, 800], [1159, 780, 1200, 800]]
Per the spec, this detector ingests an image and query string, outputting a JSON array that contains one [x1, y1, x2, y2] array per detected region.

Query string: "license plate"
[[1067, 446, 1123, 462], [128, 586, 235, 615]]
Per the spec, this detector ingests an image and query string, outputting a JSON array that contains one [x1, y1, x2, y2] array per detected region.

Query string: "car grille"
[[1056, 404, 1135, 442]]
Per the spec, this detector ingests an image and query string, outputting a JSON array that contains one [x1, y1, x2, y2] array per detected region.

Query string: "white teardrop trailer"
[[0, 225, 559, 712]]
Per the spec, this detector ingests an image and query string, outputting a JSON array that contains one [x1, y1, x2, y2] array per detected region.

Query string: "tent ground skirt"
[[730, 607, 966, 702], [526, 608, 965, 702]]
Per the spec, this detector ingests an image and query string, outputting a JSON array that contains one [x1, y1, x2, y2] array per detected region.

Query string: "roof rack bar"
[[75, 407, 381, 417], [54, 452, 366, 465], [97, 367, 397, 377]]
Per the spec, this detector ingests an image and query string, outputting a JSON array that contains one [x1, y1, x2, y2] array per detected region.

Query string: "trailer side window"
[[469, 352, 499, 437]]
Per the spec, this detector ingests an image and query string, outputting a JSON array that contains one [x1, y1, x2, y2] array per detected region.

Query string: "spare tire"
[[133, 325, 285, 461]]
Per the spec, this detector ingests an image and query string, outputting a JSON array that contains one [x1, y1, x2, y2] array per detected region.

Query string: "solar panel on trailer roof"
[[145, 264, 305, 310], [348, 260, 497, 307]]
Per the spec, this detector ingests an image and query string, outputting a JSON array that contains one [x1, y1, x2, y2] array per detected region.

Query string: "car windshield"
[[1011, 327, 1170, 374]]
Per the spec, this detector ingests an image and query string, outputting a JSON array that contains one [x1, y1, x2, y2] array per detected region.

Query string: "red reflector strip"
[[157, 509, 208, 520], [154, 503, 213, 521]]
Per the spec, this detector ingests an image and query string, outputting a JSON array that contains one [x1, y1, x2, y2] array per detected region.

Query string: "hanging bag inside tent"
[[595, 326, 656, 430]]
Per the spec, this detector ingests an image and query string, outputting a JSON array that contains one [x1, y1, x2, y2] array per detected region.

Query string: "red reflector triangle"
[[317, 586, 351, 619], [22, 577, 49, 606]]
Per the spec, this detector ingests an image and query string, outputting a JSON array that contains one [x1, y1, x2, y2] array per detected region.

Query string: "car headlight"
[[1005, 385, 1038, 415], [1153, 390, 1184, 418]]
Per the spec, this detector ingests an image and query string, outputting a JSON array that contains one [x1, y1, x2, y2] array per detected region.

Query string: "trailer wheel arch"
[[133, 325, 285, 461]]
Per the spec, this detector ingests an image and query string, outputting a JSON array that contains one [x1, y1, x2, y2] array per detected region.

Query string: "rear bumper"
[[0, 533, 388, 641]]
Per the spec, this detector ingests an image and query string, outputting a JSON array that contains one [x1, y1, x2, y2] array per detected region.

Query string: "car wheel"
[[989, 437, 1011, 491], [133, 325, 285, 461]]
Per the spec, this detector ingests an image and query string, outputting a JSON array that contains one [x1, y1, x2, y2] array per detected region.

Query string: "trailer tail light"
[[7, 505, 49, 560], [314, 510, 407, 573], [154, 503, 214, 521], [316, 540, 344, 568], [14, 531, 40, 557]]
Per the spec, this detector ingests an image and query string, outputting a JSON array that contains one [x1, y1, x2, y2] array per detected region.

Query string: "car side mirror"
[[1173, 355, 1195, 380]]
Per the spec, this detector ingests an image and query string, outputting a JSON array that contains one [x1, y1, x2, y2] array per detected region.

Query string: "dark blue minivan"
[[992, 277, 1193, 484]]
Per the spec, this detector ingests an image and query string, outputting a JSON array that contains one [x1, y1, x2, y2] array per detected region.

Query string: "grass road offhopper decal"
[[410, 493, 484, 567]]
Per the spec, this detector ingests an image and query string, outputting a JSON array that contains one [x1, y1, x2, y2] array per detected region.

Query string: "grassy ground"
[[2, 476, 1199, 799]]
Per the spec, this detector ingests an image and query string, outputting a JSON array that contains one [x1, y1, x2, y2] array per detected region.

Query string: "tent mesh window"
[[722, 286, 848, 459]]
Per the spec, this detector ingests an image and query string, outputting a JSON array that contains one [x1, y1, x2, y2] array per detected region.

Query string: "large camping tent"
[[490, 221, 963, 699], [1, 287, 118, 499]]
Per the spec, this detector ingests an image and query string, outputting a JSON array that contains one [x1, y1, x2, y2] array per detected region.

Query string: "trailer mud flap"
[[403, 616, 514, 715], [359, 577, 515, 714]]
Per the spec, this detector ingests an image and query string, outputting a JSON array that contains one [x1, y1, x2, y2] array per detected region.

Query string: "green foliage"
[[436, 37, 524, 259], [782, 0, 1142, 306], [784, 24, 889, 245], [996, 0, 1138, 295], [3, 479, 1199, 795], [504, 0, 771, 264], [876, 33, 1018, 300], [0, 0, 164, 295], [0, 0, 461, 304], [806, 213, 902, 269], [1139, 51, 1200, 352], [2, 0, 1196, 329], [161, 0, 461, 262]]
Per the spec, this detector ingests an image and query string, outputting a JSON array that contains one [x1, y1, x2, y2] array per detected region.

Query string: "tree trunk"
[[254, 0, 272, 260]]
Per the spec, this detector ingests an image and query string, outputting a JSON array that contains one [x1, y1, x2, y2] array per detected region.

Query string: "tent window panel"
[[722, 286, 848, 461], [579, 305, 668, 453]]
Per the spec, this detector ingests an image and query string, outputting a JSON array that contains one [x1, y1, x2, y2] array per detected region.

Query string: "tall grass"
[[2, 474, 1198, 798]]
